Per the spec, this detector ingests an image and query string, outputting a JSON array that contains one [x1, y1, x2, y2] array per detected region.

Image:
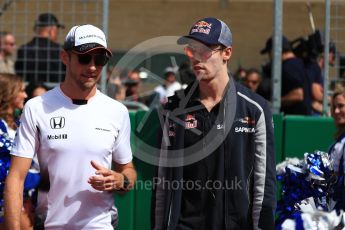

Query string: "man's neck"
[[60, 81, 97, 101], [199, 72, 229, 103], [282, 51, 295, 61], [318, 58, 324, 69]]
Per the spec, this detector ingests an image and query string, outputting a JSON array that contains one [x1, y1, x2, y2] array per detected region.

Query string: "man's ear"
[[60, 50, 69, 65], [223, 46, 232, 61]]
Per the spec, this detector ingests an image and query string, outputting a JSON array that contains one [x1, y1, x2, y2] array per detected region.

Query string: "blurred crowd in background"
[[0, 13, 343, 117]]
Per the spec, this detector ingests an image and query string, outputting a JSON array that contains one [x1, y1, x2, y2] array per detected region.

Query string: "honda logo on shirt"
[[50, 117, 65, 129]]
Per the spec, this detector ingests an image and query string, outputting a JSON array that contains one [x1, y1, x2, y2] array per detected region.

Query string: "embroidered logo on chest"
[[185, 114, 198, 129]]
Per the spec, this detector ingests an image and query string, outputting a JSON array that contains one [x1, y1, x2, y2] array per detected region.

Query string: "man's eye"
[[336, 104, 345, 109]]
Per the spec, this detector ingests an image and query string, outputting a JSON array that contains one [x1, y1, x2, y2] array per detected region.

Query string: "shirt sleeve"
[[112, 110, 133, 164], [10, 101, 39, 159], [253, 100, 276, 230]]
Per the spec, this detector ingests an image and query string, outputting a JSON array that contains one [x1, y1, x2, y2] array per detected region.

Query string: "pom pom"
[[276, 151, 336, 227]]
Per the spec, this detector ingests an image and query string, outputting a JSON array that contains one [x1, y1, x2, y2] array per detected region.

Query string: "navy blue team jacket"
[[152, 77, 276, 230]]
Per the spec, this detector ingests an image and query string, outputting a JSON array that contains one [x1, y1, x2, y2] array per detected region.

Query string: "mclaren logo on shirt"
[[50, 117, 65, 129]]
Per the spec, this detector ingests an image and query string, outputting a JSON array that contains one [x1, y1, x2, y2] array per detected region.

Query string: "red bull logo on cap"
[[195, 21, 212, 28], [191, 21, 212, 35]]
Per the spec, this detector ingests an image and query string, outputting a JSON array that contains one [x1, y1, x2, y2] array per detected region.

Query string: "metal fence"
[[331, 0, 345, 86], [0, 0, 108, 88], [271, 0, 345, 115]]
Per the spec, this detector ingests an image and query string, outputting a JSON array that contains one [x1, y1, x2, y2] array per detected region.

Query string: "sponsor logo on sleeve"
[[234, 116, 256, 133]]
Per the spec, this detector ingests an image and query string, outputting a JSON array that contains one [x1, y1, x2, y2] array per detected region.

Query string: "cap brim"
[[177, 36, 190, 45], [260, 47, 269, 54], [72, 46, 113, 56], [177, 35, 216, 46], [35, 22, 65, 29], [57, 23, 65, 29]]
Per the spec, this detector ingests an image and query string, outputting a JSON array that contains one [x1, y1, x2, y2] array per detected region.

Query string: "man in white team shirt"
[[4, 24, 137, 230]]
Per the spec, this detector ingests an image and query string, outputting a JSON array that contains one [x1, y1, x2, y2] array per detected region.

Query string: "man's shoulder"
[[235, 82, 270, 111], [165, 81, 270, 111], [25, 88, 56, 107], [282, 57, 305, 73], [18, 37, 61, 50], [165, 87, 188, 111], [17, 39, 34, 52], [97, 91, 129, 113]]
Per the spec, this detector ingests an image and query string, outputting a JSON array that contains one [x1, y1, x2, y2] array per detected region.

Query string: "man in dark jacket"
[[152, 17, 276, 230], [261, 36, 312, 115], [15, 13, 65, 84]]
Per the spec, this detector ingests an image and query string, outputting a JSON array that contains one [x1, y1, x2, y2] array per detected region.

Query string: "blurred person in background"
[[106, 66, 127, 101], [124, 77, 141, 102], [233, 65, 247, 83], [165, 67, 182, 98], [0, 31, 16, 74], [328, 85, 345, 211], [261, 36, 312, 115], [258, 60, 272, 101], [15, 13, 65, 84], [154, 67, 182, 104], [124, 70, 142, 101], [243, 68, 262, 93], [306, 43, 336, 115], [107, 82, 126, 101], [25, 81, 49, 99], [178, 60, 196, 87], [124, 70, 157, 106], [0, 73, 38, 230], [127, 69, 141, 82]]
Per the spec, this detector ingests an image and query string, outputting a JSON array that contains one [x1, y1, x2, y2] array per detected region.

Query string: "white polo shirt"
[[11, 86, 133, 229]]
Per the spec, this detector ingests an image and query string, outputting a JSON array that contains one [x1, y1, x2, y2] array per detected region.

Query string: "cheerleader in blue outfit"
[[329, 86, 345, 211], [0, 74, 39, 229]]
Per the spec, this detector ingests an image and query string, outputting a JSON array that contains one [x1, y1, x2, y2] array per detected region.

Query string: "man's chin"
[[78, 81, 97, 91]]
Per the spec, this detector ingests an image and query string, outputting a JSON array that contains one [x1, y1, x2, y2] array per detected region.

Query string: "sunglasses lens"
[[94, 54, 109, 66], [77, 54, 109, 66], [200, 47, 212, 60], [78, 54, 92, 65], [184, 47, 194, 58], [184, 46, 212, 61]]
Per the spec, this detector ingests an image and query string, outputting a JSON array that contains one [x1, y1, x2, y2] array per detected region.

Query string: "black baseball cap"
[[34, 13, 65, 29], [260, 36, 291, 54]]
